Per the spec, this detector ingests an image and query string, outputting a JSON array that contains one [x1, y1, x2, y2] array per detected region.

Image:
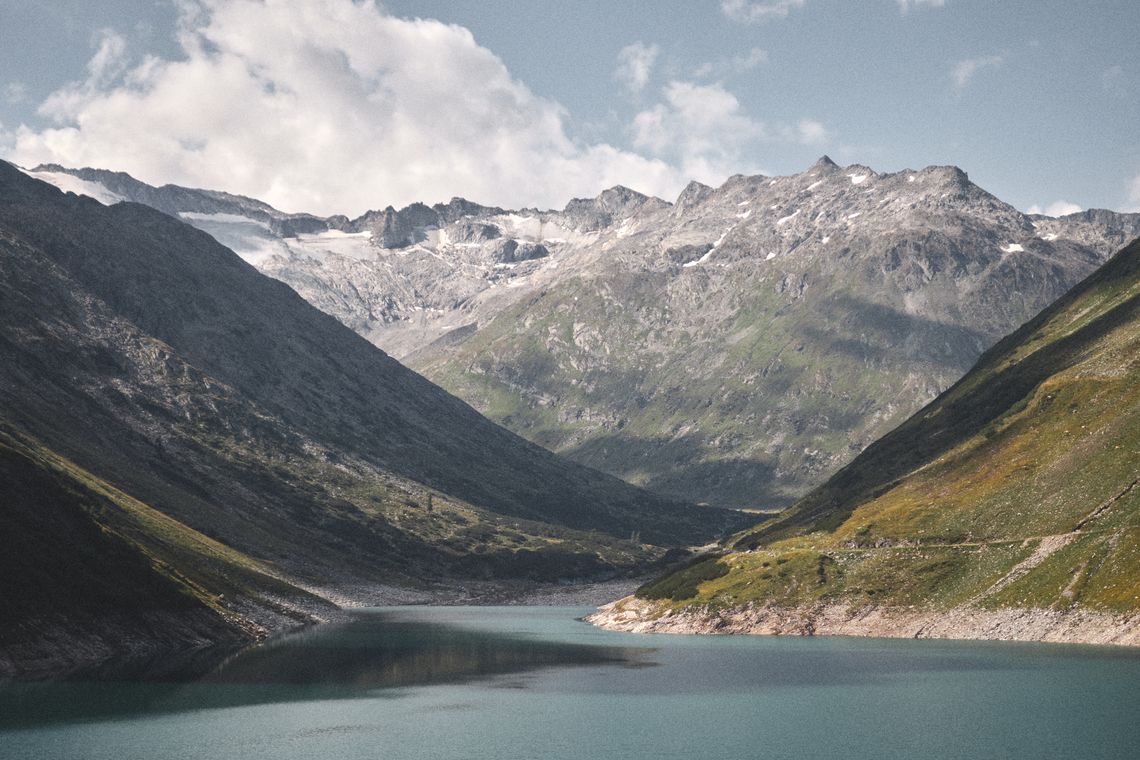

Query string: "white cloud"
[[630, 80, 827, 185], [87, 29, 129, 84], [790, 119, 828, 145], [897, 0, 946, 12], [614, 42, 660, 93], [720, 0, 806, 24], [36, 29, 131, 124], [1026, 200, 1082, 217], [6, 0, 686, 215], [1126, 174, 1140, 213], [632, 81, 766, 183], [952, 54, 1004, 91]]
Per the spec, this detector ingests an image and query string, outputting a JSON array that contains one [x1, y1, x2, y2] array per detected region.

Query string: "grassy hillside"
[[629, 237, 1140, 619], [0, 424, 328, 676]]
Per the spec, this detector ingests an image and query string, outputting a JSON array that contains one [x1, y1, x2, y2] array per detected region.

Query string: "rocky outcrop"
[[491, 239, 549, 263], [586, 597, 1140, 646]]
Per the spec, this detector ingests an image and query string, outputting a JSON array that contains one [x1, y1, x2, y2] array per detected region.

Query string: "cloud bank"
[[7, 0, 689, 215], [1026, 200, 1082, 217], [6, 0, 829, 215]]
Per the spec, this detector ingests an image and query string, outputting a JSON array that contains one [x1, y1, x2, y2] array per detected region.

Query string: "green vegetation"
[[411, 270, 957, 511], [0, 424, 306, 646], [641, 238, 1140, 617], [637, 554, 729, 601]]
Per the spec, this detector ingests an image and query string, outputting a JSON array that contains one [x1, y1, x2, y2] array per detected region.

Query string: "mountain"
[[587, 237, 1140, 645], [30, 160, 1140, 510], [0, 162, 738, 675], [0, 425, 330, 678]]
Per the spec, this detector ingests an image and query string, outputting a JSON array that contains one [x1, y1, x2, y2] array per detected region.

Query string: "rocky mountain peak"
[[810, 155, 840, 173], [595, 184, 645, 206], [919, 164, 971, 188], [676, 180, 713, 208], [433, 197, 506, 224], [840, 163, 876, 180], [562, 185, 667, 230]]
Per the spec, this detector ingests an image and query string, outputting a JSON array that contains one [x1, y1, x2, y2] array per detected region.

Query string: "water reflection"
[[0, 609, 654, 729], [200, 611, 653, 687]]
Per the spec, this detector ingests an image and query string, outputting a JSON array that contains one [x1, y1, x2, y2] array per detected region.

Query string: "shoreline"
[[585, 596, 1140, 647], [0, 577, 646, 681]]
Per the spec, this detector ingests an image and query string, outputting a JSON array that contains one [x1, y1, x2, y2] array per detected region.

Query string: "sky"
[[1, 0, 1138, 217]]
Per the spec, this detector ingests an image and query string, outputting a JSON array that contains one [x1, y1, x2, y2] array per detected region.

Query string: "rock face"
[[585, 597, 1140, 646], [28, 160, 1140, 509], [590, 238, 1140, 646], [0, 162, 740, 675]]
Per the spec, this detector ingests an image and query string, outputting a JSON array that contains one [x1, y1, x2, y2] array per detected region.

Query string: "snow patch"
[[776, 209, 800, 226], [737, 200, 751, 206], [20, 168, 125, 206], [492, 213, 573, 243], [908, 175, 916, 183], [847, 212, 861, 219], [848, 174, 869, 185], [806, 180, 824, 191], [287, 229, 375, 263], [1040, 232, 1059, 242], [682, 230, 729, 268], [174, 212, 295, 265], [181, 212, 271, 229], [764, 251, 777, 260], [737, 209, 752, 220], [1001, 243, 1024, 253], [821, 236, 830, 244]]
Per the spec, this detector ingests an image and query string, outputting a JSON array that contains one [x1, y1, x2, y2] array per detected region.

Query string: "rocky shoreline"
[[585, 596, 1140, 647], [0, 578, 646, 681]]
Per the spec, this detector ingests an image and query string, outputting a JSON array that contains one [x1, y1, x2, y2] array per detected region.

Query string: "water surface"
[[2, 606, 1138, 759]]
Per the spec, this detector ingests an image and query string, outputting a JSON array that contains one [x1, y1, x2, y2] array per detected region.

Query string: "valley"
[[30, 160, 1140, 509], [0, 162, 740, 676]]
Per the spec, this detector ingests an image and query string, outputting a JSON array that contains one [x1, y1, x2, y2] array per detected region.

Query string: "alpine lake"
[[3, 606, 1139, 760]]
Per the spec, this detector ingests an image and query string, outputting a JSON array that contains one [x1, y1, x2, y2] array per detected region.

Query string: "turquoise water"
[[2, 606, 1139, 759]]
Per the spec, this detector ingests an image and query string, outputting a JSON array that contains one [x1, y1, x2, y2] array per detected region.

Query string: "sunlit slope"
[[641, 238, 1140, 617]]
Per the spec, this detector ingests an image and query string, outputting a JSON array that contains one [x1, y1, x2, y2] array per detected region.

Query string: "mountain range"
[[588, 236, 1140, 645], [9, 156, 1139, 668], [0, 162, 737, 676], [28, 159, 1140, 509]]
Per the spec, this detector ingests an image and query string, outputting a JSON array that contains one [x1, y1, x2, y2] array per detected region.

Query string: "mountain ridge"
[[25, 160, 1140, 511], [587, 236, 1140, 645], [0, 162, 740, 675]]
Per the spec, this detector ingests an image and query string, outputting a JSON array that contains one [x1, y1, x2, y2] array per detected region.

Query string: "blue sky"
[[2, 0, 1138, 216]]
